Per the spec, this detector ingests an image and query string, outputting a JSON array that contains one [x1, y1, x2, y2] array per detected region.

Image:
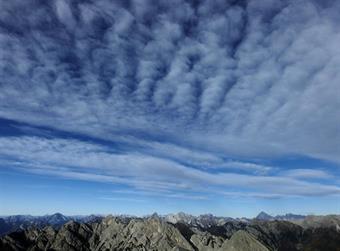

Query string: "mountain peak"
[[47, 213, 69, 225], [256, 211, 273, 220], [50, 212, 64, 217]]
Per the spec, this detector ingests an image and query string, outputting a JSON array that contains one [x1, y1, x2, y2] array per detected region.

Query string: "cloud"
[[109, 189, 208, 201], [222, 191, 290, 200], [280, 169, 333, 179], [222, 161, 272, 174], [0, 0, 339, 201], [1, 135, 339, 199], [99, 197, 147, 203], [0, 0, 339, 163], [54, 0, 76, 30]]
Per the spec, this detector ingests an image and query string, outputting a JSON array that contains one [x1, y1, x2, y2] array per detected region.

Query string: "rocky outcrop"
[[190, 231, 224, 251], [220, 230, 269, 251], [93, 217, 194, 251], [245, 220, 303, 250]]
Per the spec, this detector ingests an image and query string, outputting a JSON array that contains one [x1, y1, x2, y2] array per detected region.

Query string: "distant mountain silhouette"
[[0, 213, 103, 236], [255, 211, 306, 221]]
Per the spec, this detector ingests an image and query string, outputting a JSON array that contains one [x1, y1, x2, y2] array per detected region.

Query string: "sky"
[[0, 0, 339, 218]]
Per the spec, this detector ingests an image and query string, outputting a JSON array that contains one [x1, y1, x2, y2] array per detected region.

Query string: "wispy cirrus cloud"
[[0, 136, 339, 199], [280, 169, 333, 179]]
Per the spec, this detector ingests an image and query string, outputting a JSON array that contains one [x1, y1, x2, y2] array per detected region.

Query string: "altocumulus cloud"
[[0, 0, 339, 200]]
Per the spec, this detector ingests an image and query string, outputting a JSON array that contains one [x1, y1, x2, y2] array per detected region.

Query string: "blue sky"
[[0, 0, 339, 217]]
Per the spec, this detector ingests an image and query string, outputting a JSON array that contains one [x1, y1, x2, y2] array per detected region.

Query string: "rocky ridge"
[[1, 213, 340, 251]]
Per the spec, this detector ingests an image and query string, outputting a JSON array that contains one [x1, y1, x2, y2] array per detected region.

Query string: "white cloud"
[[280, 169, 332, 179], [0, 0, 338, 163], [1, 136, 339, 198], [55, 0, 76, 30], [0, 0, 339, 200]]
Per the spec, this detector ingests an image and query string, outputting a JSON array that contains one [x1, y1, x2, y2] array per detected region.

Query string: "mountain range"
[[255, 212, 306, 222], [1, 212, 340, 250], [0, 213, 103, 236], [0, 211, 307, 237]]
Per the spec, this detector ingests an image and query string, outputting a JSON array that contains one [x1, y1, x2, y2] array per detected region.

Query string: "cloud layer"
[[0, 0, 339, 202], [0, 135, 339, 200]]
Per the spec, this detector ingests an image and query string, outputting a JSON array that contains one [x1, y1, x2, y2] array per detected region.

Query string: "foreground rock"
[[221, 230, 269, 251]]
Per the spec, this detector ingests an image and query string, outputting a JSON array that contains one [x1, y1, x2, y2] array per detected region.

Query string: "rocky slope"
[[1, 214, 340, 251], [221, 230, 269, 251]]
